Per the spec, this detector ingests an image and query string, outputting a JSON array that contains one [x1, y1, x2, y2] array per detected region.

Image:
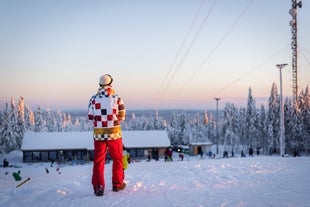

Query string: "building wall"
[[23, 149, 89, 163], [189, 145, 212, 156]]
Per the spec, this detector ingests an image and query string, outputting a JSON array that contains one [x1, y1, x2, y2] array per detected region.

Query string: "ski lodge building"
[[21, 130, 170, 163]]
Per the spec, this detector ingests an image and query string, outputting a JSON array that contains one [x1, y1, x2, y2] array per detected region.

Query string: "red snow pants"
[[92, 138, 124, 191]]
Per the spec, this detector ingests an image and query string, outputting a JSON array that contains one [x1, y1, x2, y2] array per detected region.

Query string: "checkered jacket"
[[88, 86, 126, 140]]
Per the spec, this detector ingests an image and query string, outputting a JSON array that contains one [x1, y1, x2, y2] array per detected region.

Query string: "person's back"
[[88, 74, 126, 196]]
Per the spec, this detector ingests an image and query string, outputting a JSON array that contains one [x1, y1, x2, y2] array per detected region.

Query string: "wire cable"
[[199, 44, 290, 105], [175, 0, 255, 96], [157, 0, 206, 96], [159, 0, 217, 96]]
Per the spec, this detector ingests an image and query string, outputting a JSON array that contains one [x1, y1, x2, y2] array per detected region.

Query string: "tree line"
[[0, 83, 309, 155]]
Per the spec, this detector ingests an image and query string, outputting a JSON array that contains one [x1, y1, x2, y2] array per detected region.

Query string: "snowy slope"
[[0, 151, 309, 207]]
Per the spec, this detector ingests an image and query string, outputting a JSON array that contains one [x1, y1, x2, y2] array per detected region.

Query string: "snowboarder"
[[88, 74, 126, 196]]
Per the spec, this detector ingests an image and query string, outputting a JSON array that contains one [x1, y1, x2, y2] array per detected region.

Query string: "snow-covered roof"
[[22, 130, 170, 151], [122, 130, 170, 148], [189, 142, 213, 146]]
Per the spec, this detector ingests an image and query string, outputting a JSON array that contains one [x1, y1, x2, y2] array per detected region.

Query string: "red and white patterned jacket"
[[88, 86, 126, 140]]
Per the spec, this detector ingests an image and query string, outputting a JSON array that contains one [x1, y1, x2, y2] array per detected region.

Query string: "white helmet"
[[99, 74, 113, 86]]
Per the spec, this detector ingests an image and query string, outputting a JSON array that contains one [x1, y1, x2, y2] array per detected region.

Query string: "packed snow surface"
[[1, 151, 309, 207]]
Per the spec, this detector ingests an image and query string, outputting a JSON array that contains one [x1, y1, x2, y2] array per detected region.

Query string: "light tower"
[[289, 0, 302, 99], [276, 63, 288, 157]]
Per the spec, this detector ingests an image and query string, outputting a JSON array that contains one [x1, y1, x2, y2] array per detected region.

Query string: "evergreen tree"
[[15, 97, 25, 148], [207, 113, 216, 145], [267, 82, 280, 154], [34, 106, 45, 132], [245, 87, 257, 148], [259, 104, 268, 154], [24, 104, 34, 131], [56, 110, 64, 132], [0, 100, 18, 153], [238, 107, 247, 150]]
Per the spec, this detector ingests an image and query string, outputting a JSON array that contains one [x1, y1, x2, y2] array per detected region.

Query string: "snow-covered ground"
[[1, 151, 309, 207]]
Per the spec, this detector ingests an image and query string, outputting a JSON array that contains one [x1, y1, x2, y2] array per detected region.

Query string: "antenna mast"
[[289, 0, 302, 99]]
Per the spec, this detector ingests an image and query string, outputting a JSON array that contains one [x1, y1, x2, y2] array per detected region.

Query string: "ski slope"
[[1, 151, 309, 207]]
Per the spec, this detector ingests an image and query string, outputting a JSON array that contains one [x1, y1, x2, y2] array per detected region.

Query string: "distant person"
[[208, 151, 213, 159], [249, 147, 254, 157], [122, 146, 130, 170], [164, 148, 173, 162], [179, 152, 184, 161], [223, 150, 228, 158], [88, 74, 126, 196], [3, 159, 9, 168], [241, 150, 246, 157], [200, 150, 204, 160]]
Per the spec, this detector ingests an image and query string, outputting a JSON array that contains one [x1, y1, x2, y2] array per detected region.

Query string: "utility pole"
[[289, 0, 302, 99], [215, 98, 220, 154], [276, 64, 287, 157]]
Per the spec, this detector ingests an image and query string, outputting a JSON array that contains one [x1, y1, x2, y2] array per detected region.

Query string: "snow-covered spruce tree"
[[15, 97, 25, 148], [151, 110, 165, 130], [267, 82, 280, 154], [259, 104, 268, 154], [301, 86, 310, 154], [190, 113, 209, 144], [56, 110, 64, 132], [24, 104, 34, 131], [0, 102, 10, 152], [238, 107, 247, 150], [245, 87, 257, 149], [44, 109, 58, 132], [222, 104, 230, 150], [222, 103, 238, 153], [207, 112, 216, 145], [73, 117, 80, 131], [298, 86, 310, 154], [167, 112, 189, 146], [65, 114, 73, 131], [168, 112, 178, 146], [284, 97, 294, 154], [0, 100, 18, 153], [34, 106, 45, 132]]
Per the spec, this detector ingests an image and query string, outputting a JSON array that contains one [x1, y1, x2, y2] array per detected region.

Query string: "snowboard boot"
[[94, 185, 104, 196], [112, 183, 126, 192]]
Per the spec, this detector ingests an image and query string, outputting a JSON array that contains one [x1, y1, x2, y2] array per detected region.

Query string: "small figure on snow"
[[3, 159, 9, 168], [223, 150, 229, 158], [13, 170, 22, 181], [179, 152, 184, 161], [122, 146, 130, 170], [249, 147, 254, 157], [199, 150, 204, 160], [241, 150, 246, 157], [164, 148, 173, 162]]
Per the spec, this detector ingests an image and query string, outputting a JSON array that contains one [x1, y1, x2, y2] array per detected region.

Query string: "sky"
[[0, 0, 309, 110]]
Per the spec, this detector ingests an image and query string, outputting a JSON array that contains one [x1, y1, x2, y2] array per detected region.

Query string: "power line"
[[157, 0, 206, 96], [175, 0, 255, 96], [158, 0, 217, 96], [204, 45, 289, 102], [300, 44, 310, 67]]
